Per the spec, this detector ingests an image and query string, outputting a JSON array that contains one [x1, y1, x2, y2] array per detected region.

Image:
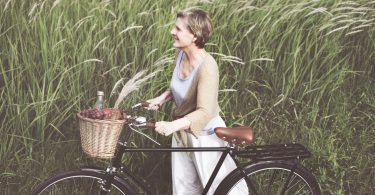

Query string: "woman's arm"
[[184, 60, 219, 133]]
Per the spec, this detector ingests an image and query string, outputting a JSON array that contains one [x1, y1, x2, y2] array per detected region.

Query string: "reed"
[[0, 0, 374, 194]]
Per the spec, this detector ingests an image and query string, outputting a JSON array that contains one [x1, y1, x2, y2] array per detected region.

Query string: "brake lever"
[[132, 102, 150, 109], [131, 103, 142, 109]]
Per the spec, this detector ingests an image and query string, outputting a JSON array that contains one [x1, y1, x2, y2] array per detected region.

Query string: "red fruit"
[[102, 108, 112, 119], [102, 108, 112, 113], [80, 109, 89, 117], [110, 109, 123, 120], [102, 108, 123, 120], [84, 109, 103, 120]]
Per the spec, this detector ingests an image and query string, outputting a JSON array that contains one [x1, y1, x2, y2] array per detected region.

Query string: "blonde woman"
[[146, 8, 247, 195]]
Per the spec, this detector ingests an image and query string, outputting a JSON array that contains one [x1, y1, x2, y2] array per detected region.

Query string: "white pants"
[[172, 133, 248, 195]]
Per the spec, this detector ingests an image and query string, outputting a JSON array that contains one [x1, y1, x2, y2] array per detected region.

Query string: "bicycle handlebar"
[[145, 122, 156, 129], [126, 102, 156, 129], [122, 102, 159, 145], [131, 101, 150, 109], [141, 101, 150, 108]]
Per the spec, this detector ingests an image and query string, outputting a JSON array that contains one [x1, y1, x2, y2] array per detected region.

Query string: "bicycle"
[[32, 103, 321, 195]]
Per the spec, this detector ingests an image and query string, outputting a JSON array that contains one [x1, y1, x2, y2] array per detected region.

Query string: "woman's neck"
[[181, 47, 206, 67]]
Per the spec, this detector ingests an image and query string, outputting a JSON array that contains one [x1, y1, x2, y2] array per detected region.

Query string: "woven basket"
[[77, 113, 126, 159]]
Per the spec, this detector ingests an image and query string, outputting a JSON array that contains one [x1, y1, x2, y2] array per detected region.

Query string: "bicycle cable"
[[128, 124, 161, 145]]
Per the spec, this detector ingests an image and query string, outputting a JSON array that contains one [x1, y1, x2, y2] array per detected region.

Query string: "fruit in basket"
[[79, 109, 89, 118], [102, 108, 123, 120], [79, 109, 103, 119], [80, 108, 123, 120]]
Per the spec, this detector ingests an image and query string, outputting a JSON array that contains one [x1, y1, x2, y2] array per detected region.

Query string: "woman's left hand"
[[155, 121, 176, 136]]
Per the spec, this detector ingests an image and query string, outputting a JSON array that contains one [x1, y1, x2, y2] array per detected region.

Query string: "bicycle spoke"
[[266, 169, 280, 194], [87, 179, 96, 194], [280, 169, 294, 195], [285, 175, 311, 194], [229, 178, 251, 194]]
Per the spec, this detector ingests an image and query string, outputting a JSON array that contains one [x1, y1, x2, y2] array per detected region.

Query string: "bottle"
[[93, 91, 104, 110]]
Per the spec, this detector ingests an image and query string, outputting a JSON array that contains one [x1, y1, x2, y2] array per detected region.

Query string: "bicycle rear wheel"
[[32, 170, 134, 195], [215, 161, 321, 195]]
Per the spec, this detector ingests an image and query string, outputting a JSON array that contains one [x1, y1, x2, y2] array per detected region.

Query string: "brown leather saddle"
[[214, 126, 254, 145]]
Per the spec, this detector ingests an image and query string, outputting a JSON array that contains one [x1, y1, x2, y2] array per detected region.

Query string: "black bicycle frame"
[[109, 141, 241, 195], [98, 122, 311, 195]]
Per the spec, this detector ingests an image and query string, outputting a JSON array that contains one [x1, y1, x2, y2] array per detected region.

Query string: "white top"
[[170, 50, 226, 135]]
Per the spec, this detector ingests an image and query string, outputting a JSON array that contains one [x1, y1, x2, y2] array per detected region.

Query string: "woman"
[[146, 8, 247, 195]]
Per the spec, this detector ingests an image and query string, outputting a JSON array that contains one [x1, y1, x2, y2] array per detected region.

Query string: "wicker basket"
[[77, 113, 126, 159]]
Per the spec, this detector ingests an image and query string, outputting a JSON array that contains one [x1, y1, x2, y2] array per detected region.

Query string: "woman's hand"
[[145, 90, 172, 110], [145, 97, 163, 110], [155, 118, 191, 136], [155, 121, 175, 136]]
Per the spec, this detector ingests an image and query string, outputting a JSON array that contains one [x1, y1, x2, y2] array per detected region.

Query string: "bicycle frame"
[[108, 140, 242, 195], [91, 106, 312, 195]]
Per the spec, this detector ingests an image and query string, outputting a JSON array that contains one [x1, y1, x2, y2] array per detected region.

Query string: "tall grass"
[[1, 0, 374, 194]]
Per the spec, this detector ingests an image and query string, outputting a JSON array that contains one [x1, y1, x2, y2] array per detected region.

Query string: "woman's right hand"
[[145, 97, 163, 110], [145, 90, 172, 110]]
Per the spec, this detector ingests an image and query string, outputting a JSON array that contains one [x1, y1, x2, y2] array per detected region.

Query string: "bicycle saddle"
[[214, 126, 253, 145]]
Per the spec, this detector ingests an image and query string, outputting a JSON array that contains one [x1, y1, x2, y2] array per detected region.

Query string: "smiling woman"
[[145, 8, 247, 195], [171, 9, 212, 49]]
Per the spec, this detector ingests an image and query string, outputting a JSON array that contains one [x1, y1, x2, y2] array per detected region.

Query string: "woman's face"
[[170, 17, 196, 49]]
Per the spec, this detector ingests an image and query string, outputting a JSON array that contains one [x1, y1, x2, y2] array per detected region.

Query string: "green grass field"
[[1, 0, 374, 194]]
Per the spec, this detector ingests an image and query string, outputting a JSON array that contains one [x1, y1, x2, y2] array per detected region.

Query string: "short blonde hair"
[[177, 8, 212, 48]]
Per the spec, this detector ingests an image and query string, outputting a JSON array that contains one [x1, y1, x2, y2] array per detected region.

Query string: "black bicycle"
[[32, 103, 321, 195]]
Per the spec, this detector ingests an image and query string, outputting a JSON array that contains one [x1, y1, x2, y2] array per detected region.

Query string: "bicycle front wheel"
[[32, 170, 134, 195], [216, 161, 321, 195]]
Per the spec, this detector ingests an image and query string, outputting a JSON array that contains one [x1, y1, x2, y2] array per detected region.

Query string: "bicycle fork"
[[98, 142, 125, 195], [99, 166, 119, 195], [98, 141, 156, 195]]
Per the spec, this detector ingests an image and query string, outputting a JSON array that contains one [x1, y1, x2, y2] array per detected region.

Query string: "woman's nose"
[[170, 28, 176, 35]]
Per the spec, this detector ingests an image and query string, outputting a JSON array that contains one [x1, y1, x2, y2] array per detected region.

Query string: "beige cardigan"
[[171, 57, 221, 146]]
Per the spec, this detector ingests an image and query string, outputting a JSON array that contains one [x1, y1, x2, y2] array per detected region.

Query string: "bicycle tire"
[[32, 169, 135, 195], [215, 160, 321, 195]]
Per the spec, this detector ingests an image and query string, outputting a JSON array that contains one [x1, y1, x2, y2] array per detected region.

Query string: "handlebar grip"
[[141, 101, 150, 108], [146, 122, 156, 129]]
